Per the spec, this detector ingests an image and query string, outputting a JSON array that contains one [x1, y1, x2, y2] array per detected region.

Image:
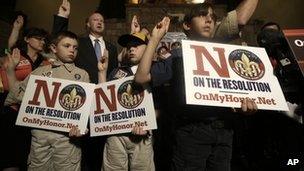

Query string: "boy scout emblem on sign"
[[228, 49, 265, 80], [117, 80, 144, 109], [59, 84, 86, 111]]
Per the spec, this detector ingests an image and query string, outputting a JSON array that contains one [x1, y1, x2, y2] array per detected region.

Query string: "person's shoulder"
[[74, 65, 89, 75]]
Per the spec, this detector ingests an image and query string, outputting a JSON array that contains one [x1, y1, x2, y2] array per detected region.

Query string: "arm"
[[8, 16, 24, 49], [134, 17, 170, 85], [52, 0, 70, 35], [236, 0, 259, 25]]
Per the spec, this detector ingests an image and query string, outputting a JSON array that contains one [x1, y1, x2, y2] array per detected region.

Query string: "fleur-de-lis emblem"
[[62, 88, 82, 109], [234, 53, 261, 78]]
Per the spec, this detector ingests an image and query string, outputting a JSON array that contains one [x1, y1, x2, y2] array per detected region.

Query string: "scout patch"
[[74, 74, 81, 80]]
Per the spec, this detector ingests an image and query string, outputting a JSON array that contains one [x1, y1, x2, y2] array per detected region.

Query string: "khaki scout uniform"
[[5, 59, 90, 171]]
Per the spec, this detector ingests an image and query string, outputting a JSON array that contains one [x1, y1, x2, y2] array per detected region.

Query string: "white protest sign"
[[182, 40, 289, 111], [90, 76, 157, 136], [16, 75, 95, 134]]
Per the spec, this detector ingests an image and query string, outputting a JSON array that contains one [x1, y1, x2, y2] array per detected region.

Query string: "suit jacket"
[[52, 15, 118, 84]]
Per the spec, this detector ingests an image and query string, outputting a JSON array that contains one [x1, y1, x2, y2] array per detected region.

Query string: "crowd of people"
[[0, 0, 303, 171]]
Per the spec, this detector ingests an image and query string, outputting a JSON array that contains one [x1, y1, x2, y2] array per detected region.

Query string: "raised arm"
[[52, 0, 70, 35], [8, 15, 24, 49], [236, 0, 259, 25], [134, 17, 170, 85]]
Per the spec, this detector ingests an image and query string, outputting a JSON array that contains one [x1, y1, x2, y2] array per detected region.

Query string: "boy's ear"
[[50, 44, 57, 53], [183, 22, 191, 31]]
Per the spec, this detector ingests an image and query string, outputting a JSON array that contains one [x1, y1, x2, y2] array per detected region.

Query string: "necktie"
[[94, 39, 101, 60]]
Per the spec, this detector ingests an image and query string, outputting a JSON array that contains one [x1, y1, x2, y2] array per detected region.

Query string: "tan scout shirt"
[[212, 10, 239, 40], [5, 60, 90, 106]]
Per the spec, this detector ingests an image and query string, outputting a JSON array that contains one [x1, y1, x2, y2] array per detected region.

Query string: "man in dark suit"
[[52, 1, 118, 170], [52, 0, 118, 84]]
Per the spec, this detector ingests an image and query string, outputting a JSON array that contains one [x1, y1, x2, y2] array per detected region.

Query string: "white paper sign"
[[16, 75, 95, 134], [182, 40, 289, 111], [90, 76, 157, 136]]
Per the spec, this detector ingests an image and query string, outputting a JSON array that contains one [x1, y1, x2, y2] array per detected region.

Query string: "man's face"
[[52, 37, 78, 63], [87, 13, 105, 35], [188, 7, 216, 38], [126, 43, 147, 65]]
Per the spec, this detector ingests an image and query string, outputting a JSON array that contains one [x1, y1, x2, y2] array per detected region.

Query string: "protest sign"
[[182, 40, 289, 111], [16, 75, 95, 134], [90, 76, 157, 136]]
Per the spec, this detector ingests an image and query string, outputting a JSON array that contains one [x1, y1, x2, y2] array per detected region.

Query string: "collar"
[[52, 59, 76, 72], [89, 34, 104, 43], [131, 65, 138, 74]]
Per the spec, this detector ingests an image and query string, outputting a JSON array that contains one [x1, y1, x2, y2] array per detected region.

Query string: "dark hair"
[[51, 31, 78, 45], [12, 27, 49, 53], [183, 3, 217, 24], [23, 27, 48, 39], [85, 11, 104, 24], [261, 22, 281, 31]]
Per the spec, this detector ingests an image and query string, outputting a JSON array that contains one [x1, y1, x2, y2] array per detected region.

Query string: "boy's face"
[[87, 13, 105, 35], [51, 37, 78, 63], [126, 44, 147, 65], [187, 7, 215, 38]]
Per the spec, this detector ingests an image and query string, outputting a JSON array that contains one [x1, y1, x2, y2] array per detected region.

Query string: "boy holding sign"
[[97, 16, 161, 171], [4, 31, 89, 171], [135, 1, 258, 171]]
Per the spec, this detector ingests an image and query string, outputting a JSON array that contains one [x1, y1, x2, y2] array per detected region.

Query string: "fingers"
[[241, 98, 258, 115], [132, 126, 147, 135], [69, 126, 84, 137]]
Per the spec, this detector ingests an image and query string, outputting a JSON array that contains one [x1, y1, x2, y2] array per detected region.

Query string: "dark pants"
[[0, 106, 31, 170], [172, 121, 233, 171]]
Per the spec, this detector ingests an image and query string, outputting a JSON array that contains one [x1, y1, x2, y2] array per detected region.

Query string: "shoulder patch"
[[74, 74, 81, 80]]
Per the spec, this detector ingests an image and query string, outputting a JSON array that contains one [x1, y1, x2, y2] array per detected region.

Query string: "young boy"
[[135, 1, 258, 171], [4, 31, 89, 171], [98, 27, 155, 170]]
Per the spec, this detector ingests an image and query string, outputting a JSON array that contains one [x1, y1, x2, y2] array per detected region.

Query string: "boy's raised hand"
[[13, 15, 24, 30], [98, 49, 109, 72], [131, 15, 140, 34], [151, 17, 170, 41], [58, 0, 70, 18]]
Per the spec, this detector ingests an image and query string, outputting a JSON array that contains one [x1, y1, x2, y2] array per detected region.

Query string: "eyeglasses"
[[32, 36, 46, 41]]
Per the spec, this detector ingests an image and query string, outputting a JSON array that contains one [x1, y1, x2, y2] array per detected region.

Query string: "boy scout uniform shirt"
[[4, 60, 90, 106]]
